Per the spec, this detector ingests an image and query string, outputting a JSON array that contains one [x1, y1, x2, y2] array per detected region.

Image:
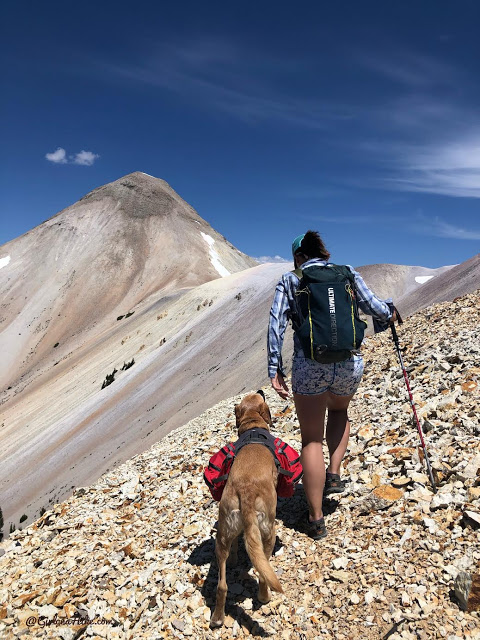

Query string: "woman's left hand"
[[271, 373, 290, 399]]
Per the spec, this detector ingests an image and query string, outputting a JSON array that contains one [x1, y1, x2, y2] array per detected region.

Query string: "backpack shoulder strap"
[[324, 264, 356, 287], [329, 263, 354, 278]]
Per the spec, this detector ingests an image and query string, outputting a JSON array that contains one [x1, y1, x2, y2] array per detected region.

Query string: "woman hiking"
[[267, 230, 395, 539]]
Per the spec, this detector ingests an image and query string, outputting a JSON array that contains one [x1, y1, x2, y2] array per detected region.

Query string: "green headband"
[[291, 234, 305, 257]]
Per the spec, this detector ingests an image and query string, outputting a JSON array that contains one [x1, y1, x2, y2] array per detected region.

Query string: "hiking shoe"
[[324, 473, 346, 496], [305, 514, 327, 540]]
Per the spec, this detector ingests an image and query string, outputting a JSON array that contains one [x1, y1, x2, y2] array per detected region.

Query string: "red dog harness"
[[204, 428, 303, 501]]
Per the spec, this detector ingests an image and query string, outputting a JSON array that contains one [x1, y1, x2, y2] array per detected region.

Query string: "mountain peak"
[[78, 171, 184, 220], [112, 171, 172, 189], [0, 172, 256, 392]]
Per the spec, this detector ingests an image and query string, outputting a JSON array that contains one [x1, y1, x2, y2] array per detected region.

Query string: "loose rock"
[[0, 289, 479, 639]]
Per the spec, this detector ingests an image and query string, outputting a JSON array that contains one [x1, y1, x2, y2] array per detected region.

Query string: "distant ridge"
[[397, 253, 480, 317], [355, 262, 455, 302]]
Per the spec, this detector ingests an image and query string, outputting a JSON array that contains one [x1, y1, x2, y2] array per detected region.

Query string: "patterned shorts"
[[291, 353, 364, 396]]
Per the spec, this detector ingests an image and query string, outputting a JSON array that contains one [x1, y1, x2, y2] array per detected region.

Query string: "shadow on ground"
[[275, 482, 341, 532], [188, 529, 284, 635], [185, 482, 342, 633]]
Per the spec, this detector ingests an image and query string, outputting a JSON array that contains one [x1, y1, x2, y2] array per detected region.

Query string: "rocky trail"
[[0, 291, 479, 639]]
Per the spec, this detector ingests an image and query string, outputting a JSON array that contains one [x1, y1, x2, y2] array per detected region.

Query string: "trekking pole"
[[388, 306, 437, 493]]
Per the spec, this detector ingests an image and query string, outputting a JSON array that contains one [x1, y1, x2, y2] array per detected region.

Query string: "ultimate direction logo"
[[328, 287, 338, 348]]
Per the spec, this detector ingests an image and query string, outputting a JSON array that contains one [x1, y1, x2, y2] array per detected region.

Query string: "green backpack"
[[292, 264, 367, 364]]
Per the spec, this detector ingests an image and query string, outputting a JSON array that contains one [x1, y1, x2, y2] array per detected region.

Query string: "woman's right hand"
[[271, 372, 290, 399]]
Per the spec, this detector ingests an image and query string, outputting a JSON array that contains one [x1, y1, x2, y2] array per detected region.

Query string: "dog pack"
[[292, 263, 367, 364], [204, 428, 303, 501]]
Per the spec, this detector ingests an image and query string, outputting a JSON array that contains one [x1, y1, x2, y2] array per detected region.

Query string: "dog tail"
[[240, 497, 283, 594]]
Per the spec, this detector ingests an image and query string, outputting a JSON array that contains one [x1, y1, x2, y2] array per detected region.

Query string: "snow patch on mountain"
[[200, 232, 230, 277], [415, 275, 435, 284], [0, 255, 11, 269]]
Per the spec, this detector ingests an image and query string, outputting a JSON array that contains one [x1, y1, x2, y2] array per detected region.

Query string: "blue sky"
[[1, 0, 479, 268]]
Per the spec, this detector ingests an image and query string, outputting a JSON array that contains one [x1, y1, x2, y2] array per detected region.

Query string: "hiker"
[[267, 230, 395, 539]]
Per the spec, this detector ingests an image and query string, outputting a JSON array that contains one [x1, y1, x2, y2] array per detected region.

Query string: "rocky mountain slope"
[[0, 261, 292, 535], [1, 290, 479, 639], [0, 246, 476, 546], [0, 172, 257, 391], [1, 170, 477, 581]]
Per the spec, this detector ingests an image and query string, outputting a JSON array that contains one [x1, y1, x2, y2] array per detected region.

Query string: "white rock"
[[332, 557, 349, 570], [37, 604, 59, 617], [243, 598, 253, 610], [463, 510, 480, 528], [120, 473, 140, 498], [430, 492, 454, 510], [399, 526, 412, 546], [460, 454, 480, 480]]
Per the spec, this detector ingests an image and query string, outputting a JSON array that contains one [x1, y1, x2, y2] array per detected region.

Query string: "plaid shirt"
[[267, 258, 393, 378]]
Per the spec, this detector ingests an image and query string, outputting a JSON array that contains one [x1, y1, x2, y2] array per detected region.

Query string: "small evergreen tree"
[[101, 368, 118, 389], [121, 358, 135, 371]]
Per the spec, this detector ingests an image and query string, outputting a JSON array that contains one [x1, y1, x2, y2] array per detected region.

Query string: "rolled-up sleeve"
[[348, 266, 392, 322], [267, 277, 290, 378]]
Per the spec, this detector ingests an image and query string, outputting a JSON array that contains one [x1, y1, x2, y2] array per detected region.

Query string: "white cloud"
[[45, 147, 99, 166], [380, 135, 480, 198], [293, 207, 480, 241], [72, 150, 100, 166], [358, 51, 459, 89], [254, 255, 290, 264], [410, 215, 480, 240], [345, 50, 480, 199], [103, 40, 354, 129], [45, 147, 68, 164]]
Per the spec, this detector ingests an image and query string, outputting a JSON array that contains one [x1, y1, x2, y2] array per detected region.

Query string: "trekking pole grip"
[[388, 302, 402, 344], [390, 322, 399, 344]]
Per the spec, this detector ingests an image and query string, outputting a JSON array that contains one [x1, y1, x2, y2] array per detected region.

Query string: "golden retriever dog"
[[210, 391, 283, 628]]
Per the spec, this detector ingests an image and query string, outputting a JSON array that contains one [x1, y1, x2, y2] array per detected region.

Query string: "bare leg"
[[293, 392, 327, 521], [325, 393, 354, 476]]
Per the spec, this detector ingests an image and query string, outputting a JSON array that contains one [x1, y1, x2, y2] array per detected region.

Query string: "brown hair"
[[297, 230, 330, 261]]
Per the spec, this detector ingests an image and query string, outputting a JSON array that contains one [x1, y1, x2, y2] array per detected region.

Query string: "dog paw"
[[210, 616, 224, 628], [257, 588, 271, 604]]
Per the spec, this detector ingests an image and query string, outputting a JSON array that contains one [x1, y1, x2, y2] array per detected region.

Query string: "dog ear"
[[259, 401, 273, 427], [234, 403, 242, 428]]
